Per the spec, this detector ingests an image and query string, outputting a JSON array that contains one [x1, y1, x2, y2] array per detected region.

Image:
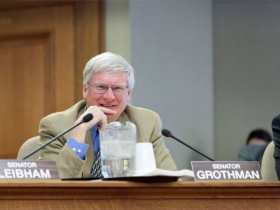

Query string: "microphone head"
[[162, 129, 172, 137], [82, 113, 93, 123]]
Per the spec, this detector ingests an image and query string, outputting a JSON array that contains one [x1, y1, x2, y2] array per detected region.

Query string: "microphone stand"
[[171, 135, 214, 161]]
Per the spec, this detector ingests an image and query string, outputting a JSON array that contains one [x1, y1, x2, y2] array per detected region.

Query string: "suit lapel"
[[119, 107, 129, 125]]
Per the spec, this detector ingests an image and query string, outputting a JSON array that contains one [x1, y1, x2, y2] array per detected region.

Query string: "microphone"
[[162, 128, 214, 161], [22, 113, 93, 160]]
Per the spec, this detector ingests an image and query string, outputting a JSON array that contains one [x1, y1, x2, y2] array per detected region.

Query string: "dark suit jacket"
[[238, 144, 268, 166], [38, 100, 177, 179], [272, 114, 280, 180]]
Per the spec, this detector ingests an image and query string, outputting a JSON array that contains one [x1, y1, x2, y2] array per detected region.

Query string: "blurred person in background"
[[238, 129, 272, 166]]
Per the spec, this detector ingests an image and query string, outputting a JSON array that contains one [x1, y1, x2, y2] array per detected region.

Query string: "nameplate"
[[191, 161, 262, 181], [0, 160, 59, 179]]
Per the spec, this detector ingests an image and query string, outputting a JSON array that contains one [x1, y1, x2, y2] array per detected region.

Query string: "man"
[[272, 114, 280, 180], [238, 129, 272, 166], [39, 52, 177, 179]]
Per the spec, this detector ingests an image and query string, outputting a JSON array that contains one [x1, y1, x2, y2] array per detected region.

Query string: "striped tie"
[[90, 148, 102, 178], [89, 127, 102, 178]]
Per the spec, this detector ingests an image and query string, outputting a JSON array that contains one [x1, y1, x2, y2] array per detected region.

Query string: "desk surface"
[[0, 180, 279, 209]]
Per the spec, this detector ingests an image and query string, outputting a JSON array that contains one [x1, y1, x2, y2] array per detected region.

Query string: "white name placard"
[[0, 160, 59, 179], [191, 161, 262, 181]]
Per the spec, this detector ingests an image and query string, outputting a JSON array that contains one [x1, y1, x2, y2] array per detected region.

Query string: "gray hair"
[[83, 52, 135, 90]]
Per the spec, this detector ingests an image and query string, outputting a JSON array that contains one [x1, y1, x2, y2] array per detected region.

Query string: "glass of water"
[[99, 122, 136, 178]]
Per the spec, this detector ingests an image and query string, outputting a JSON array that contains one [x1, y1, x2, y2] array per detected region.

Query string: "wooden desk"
[[0, 180, 279, 209]]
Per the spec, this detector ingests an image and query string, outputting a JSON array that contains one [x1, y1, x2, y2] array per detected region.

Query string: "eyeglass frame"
[[87, 82, 128, 94]]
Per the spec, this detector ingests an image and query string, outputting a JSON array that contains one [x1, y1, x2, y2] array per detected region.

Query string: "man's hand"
[[69, 106, 116, 143]]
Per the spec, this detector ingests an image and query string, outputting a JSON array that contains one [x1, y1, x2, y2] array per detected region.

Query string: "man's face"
[[83, 72, 131, 123]]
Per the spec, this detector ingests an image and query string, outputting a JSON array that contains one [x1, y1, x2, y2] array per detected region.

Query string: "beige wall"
[[105, 0, 130, 62], [214, 1, 280, 161]]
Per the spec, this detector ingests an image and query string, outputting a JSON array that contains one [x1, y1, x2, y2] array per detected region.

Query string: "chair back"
[[17, 136, 40, 160], [261, 141, 278, 181]]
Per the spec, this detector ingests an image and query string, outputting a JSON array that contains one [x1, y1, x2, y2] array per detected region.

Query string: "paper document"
[[133, 168, 194, 178]]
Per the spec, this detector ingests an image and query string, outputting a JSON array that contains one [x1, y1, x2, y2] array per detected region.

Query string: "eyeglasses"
[[87, 82, 128, 94]]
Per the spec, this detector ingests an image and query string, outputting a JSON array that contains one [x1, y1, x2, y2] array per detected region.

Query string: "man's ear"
[[127, 90, 131, 102], [82, 84, 88, 99]]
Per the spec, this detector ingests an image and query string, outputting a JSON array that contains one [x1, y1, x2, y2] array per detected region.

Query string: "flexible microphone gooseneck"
[[22, 113, 93, 160], [162, 128, 214, 161]]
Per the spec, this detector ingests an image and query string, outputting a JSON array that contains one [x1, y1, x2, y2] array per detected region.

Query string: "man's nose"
[[103, 87, 115, 99]]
